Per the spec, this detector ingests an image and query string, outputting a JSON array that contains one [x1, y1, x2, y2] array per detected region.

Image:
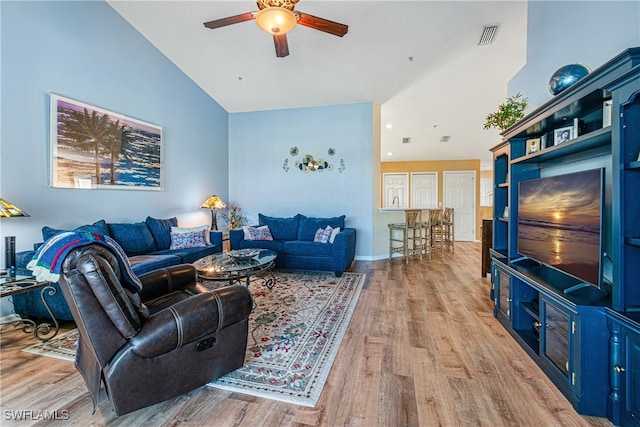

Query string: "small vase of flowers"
[[220, 205, 248, 230]]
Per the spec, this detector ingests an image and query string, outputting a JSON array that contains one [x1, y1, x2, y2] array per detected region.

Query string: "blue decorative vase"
[[548, 63, 591, 95]]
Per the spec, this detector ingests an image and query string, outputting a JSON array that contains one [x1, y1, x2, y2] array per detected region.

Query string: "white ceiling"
[[108, 0, 528, 169]]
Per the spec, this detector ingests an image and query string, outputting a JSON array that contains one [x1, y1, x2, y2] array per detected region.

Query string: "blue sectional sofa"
[[229, 214, 356, 276], [14, 217, 222, 321]]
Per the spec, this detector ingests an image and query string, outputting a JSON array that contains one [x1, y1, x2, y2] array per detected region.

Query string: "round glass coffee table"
[[193, 249, 278, 288]]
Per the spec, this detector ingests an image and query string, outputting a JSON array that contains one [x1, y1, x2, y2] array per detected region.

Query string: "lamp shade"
[[0, 198, 29, 218], [200, 195, 227, 210], [255, 7, 297, 35]]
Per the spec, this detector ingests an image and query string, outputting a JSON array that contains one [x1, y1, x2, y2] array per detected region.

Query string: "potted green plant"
[[484, 93, 528, 131], [220, 205, 248, 230]]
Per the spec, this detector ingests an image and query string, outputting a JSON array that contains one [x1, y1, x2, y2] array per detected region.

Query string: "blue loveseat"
[[14, 217, 222, 321], [229, 214, 356, 276]]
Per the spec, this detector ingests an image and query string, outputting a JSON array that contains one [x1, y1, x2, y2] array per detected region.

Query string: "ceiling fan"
[[203, 0, 348, 58]]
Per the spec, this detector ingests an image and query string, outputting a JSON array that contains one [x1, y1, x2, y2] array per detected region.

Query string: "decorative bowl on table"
[[227, 249, 260, 262]]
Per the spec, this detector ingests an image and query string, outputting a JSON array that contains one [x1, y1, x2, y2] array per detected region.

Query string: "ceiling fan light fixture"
[[255, 7, 297, 35]]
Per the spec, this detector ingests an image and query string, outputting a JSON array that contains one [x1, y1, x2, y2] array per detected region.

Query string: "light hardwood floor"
[[0, 242, 613, 426]]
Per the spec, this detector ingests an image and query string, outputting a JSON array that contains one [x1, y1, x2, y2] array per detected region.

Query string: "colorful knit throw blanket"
[[27, 231, 143, 291]]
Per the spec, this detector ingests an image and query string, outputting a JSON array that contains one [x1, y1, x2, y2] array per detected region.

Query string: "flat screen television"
[[517, 168, 603, 289]]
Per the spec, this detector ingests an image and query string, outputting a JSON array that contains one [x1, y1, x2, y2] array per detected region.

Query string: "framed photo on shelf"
[[554, 125, 574, 145], [541, 134, 548, 149], [603, 100, 613, 127], [526, 138, 541, 154], [637, 150, 640, 162], [503, 206, 509, 218]]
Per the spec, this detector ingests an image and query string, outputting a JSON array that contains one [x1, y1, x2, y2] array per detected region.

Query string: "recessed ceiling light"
[[385, 123, 393, 129], [387, 152, 393, 156]]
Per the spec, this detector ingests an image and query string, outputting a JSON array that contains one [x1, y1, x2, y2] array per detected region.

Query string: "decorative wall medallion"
[[328, 148, 335, 156], [290, 146, 299, 156], [338, 159, 346, 173], [283, 158, 290, 172], [295, 154, 332, 172]]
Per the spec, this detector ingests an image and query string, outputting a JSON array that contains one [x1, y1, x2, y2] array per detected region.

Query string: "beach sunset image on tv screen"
[[517, 169, 602, 286]]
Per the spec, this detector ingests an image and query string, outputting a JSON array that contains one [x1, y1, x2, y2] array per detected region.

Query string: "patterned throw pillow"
[[244, 225, 273, 241], [313, 226, 334, 244], [171, 225, 210, 244], [169, 230, 207, 250]]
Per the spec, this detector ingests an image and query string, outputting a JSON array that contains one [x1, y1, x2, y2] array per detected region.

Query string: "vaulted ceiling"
[[108, 1, 528, 169]]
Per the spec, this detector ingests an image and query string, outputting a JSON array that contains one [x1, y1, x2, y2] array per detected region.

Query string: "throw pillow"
[[258, 214, 301, 240], [42, 219, 110, 242], [244, 225, 273, 241], [329, 227, 341, 243], [171, 225, 210, 245], [169, 230, 207, 250], [145, 216, 178, 250], [243, 226, 253, 240], [107, 222, 157, 256], [297, 215, 346, 241], [313, 226, 334, 244]]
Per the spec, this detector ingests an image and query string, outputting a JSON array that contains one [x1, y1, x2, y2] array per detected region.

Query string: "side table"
[[0, 274, 60, 341]]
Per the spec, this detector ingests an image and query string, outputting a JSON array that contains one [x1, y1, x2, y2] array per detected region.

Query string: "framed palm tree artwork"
[[50, 94, 163, 190]]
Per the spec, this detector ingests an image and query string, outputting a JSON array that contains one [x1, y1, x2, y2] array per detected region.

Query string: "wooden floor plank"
[[0, 242, 613, 426]]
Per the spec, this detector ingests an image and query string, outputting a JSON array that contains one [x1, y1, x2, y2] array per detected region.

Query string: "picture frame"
[[603, 100, 613, 127], [526, 138, 541, 154], [637, 150, 640, 162], [554, 125, 574, 145], [503, 206, 509, 218], [50, 94, 163, 190]]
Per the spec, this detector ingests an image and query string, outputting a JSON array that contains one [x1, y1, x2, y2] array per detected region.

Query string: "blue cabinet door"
[[620, 321, 640, 426]]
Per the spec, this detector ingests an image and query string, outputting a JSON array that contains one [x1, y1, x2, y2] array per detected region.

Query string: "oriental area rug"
[[22, 270, 366, 408], [22, 328, 77, 361], [206, 270, 365, 407]]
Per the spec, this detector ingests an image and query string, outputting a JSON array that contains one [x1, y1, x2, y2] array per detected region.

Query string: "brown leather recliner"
[[58, 244, 252, 416]]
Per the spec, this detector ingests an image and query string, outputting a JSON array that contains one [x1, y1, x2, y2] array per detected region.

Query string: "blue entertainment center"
[[490, 48, 640, 426]]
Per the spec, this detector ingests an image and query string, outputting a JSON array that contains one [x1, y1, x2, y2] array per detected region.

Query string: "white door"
[[411, 172, 438, 208], [443, 171, 476, 241], [382, 173, 408, 208]]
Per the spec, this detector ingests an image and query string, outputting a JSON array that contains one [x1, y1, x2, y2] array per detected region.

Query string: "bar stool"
[[428, 208, 444, 258], [419, 211, 433, 260], [442, 207, 455, 252], [388, 209, 425, 263]]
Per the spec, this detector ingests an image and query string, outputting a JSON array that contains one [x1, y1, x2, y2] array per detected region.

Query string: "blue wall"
[[228, 103, 376, 258], [0, 1, 229, 251], [509, 1, 640, 109]]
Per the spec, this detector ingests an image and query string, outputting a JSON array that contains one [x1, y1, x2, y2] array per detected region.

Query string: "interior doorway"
[[411, 172, 438, 208], [443, 170, 476, 241]]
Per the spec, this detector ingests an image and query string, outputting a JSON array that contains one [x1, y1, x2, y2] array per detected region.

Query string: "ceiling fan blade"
[[203, 12, 255, 30], [273, 34, 290, 58], [297, 12, 348, 37]]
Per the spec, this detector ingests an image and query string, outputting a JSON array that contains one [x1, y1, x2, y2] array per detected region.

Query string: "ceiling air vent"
[[402, 137, 412, 144], [479, 25, 498, 45], [440, 136, 450, 143]]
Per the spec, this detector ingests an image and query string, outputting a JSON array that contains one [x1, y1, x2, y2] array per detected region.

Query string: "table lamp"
[[200, 195, 227, 230], [1, 198, 30, 277]]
